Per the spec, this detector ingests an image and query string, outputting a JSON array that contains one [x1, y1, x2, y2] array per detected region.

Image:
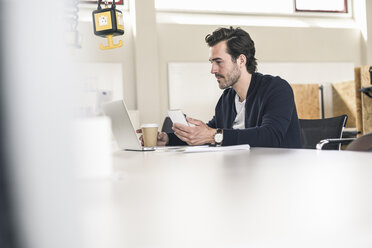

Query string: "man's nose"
[[211, 64, 217, 74]]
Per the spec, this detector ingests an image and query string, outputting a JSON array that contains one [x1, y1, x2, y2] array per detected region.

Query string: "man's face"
[[209, 41, 241, 90]]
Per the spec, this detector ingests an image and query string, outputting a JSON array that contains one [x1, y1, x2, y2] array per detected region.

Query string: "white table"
[[80, 148, 372, 248]]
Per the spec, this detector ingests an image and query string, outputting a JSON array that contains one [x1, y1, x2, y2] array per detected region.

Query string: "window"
[[295, 0, 347, 13], [156, 0, 352, 28], [155, 0, 293, 15], [156, 0, 348, 15]]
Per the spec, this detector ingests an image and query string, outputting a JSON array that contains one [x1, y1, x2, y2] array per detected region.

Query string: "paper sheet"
[[182, 144, 250, 153]]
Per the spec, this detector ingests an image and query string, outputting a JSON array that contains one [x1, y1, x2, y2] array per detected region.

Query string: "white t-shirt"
[[233, 94, 246, 129]]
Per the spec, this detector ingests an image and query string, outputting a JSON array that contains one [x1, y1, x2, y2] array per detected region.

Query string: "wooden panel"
[[354, 67, 363, 134], [291, 84, 320, 119], [332, 80, 356, 128], [361, 65, 372, 134]]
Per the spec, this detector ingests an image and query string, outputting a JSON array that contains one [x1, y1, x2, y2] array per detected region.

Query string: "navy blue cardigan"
[[168, 72, 301, 148]]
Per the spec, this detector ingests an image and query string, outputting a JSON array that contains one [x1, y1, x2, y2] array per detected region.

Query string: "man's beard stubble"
[[217, 63, 241, 90]]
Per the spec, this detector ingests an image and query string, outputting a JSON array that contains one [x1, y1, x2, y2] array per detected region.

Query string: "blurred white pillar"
[[2, 1, 80, 248], [130, 0, 163, 126]]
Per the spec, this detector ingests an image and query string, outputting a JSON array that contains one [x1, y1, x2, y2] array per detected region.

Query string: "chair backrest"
[[299, 115, 348, 150], [346, 132, 372, 152]]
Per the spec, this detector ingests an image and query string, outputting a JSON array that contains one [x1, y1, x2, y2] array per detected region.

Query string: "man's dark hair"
[[205, 26, 257, 74]]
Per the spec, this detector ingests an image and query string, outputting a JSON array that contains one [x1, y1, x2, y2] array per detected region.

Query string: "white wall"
[[75, 19, 137, 110], [157, 24, 362, 121], [76, 3, 370, 126], [168, 62, 355, 122]]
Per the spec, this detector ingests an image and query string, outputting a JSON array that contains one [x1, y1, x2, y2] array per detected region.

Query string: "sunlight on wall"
[[156, 0, 293, 14]]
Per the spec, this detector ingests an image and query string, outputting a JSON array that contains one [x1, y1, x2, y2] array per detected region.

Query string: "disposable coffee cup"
[[141, 123, 158, 147]]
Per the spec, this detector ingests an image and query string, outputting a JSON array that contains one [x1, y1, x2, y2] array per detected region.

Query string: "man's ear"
[[239, 54, 247, 67]]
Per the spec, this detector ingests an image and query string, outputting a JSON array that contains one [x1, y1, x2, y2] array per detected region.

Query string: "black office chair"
[[317, 132, 372, 151], [299, 115, 348, 150]]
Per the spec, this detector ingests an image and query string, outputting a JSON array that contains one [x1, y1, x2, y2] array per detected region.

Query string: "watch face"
[[214, 133, 223, 143]]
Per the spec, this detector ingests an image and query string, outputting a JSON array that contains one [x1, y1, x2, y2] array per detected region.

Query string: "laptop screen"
[[103, 100, 149, 151]]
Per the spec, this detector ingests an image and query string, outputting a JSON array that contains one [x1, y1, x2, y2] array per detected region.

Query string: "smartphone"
[[168, 109, 189, 126]]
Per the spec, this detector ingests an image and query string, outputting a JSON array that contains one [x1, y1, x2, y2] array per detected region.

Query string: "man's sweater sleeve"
[[223, 82, 296, 147], [206, 116, 217, 128]]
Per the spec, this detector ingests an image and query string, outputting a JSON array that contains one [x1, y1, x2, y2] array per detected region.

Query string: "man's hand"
[[172, 117, 216, 146], [136, 129, 169, 146]]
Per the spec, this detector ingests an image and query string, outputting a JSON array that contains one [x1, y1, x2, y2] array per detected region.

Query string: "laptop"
[[103, 100, 155, 151]]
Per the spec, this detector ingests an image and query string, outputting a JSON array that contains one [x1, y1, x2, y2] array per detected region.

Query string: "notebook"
[[102, 100, 155, 151]]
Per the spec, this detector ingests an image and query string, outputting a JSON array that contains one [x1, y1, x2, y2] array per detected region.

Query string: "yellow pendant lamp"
[[92, 0, 124, 50]]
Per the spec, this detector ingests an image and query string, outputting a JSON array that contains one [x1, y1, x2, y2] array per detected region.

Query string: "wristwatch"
[[214, 128, 223, 146]]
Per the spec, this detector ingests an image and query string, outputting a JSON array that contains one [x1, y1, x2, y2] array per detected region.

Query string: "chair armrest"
[[316, 138, 356, 150]]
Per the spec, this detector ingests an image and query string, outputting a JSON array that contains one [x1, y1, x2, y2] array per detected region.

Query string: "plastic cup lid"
[[140, 123, 158, 128]]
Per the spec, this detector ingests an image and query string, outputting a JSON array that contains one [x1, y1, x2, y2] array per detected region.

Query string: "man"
[[140, 27, 301, 148]]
